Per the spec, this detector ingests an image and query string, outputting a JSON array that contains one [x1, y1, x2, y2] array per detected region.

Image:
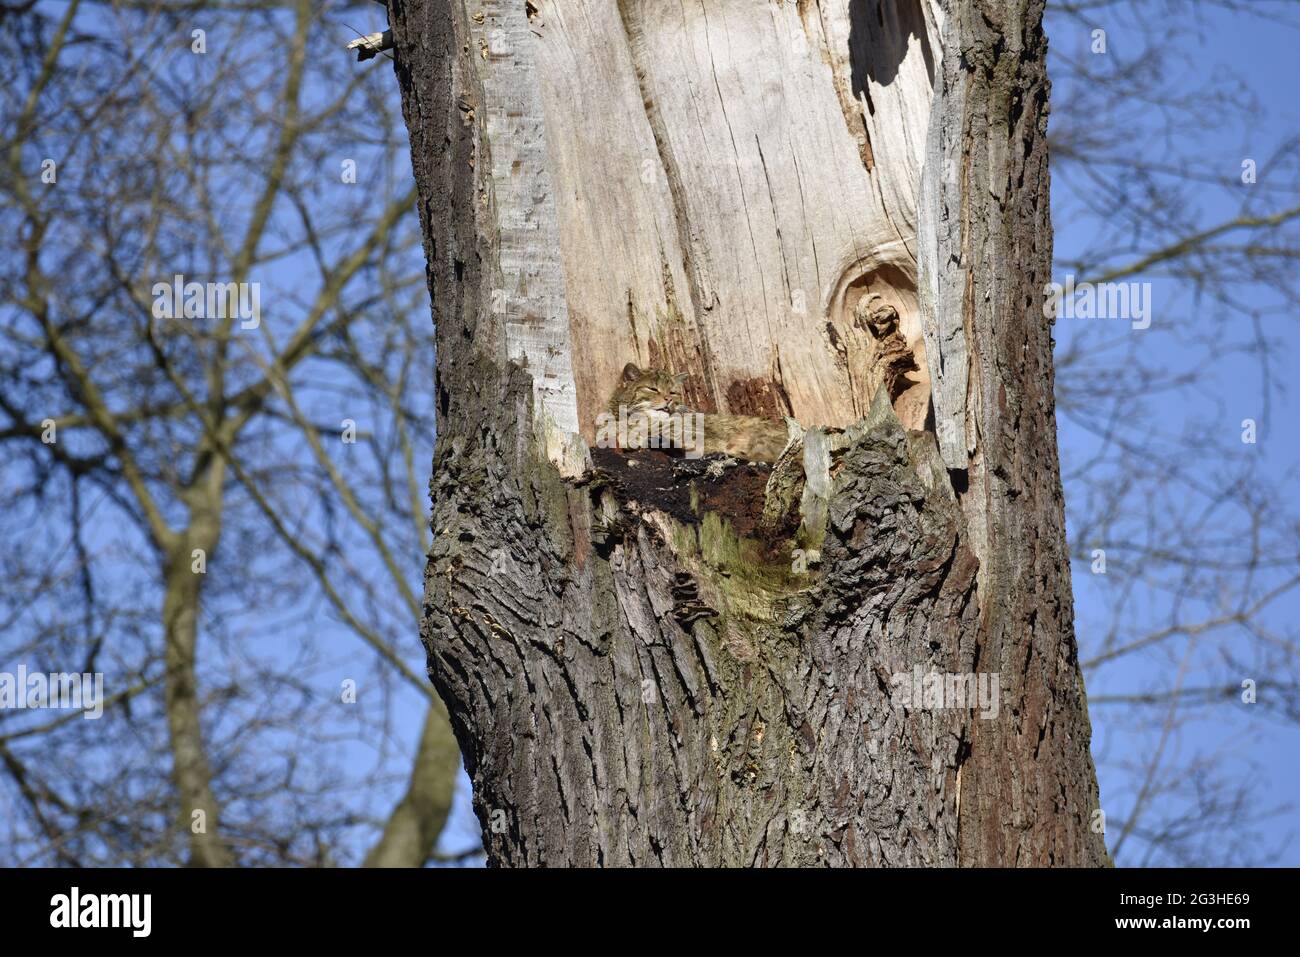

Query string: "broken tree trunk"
[[389, 0, 1109, 866]]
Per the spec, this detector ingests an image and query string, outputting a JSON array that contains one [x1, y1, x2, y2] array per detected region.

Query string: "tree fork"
[[389, 0, 1108, 866]]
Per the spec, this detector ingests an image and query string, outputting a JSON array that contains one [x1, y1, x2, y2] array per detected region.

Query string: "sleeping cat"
[[604, 363, 791, 463]]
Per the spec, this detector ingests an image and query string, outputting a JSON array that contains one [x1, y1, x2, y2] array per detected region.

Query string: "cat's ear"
[[621, 362, 642, 382], [672, 373, 689, 387]]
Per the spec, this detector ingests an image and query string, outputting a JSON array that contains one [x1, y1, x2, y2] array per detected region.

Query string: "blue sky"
[[5, 0, 1294, 868], [1046, 2, 1300, 864]]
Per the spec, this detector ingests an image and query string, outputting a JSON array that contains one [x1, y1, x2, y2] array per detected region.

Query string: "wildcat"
[[605, 363, 791, 463]]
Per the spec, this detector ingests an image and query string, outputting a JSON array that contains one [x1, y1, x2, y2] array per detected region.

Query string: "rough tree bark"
[[389, 0, 1109, 866]]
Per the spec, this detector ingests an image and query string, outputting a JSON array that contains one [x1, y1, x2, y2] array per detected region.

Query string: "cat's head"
[[609, 363, 688, 415]]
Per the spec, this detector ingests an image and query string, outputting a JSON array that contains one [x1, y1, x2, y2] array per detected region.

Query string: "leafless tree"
[[1, 0, 1295, 869], [0, 0, 470, 866], [1047, 0, 1300, 865]]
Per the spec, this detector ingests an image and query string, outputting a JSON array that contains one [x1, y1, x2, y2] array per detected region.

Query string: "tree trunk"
[[163, 486, 232, 868], [390, 0, 1109, 866]]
